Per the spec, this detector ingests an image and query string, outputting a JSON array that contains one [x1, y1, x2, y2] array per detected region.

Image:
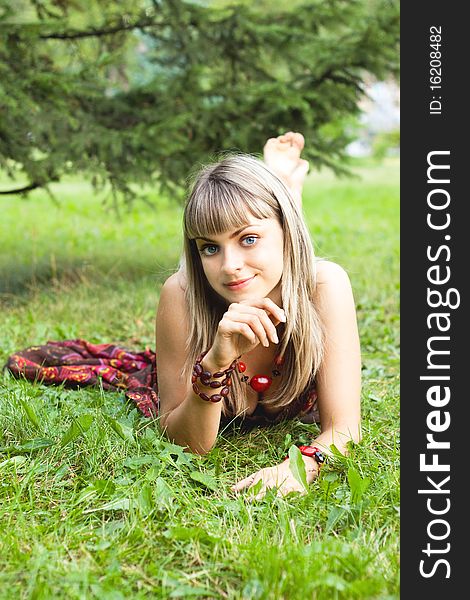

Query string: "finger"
[[252, 490, 268, 501], [279, 486, 307, 498], [225, 313, 271, 348], [242, 471, 266, 494], [251, 485, 295, 502], [239, 298, 287, 325], [250, 481, 271, 501], [244, 486, 266, 501], [227, 305, 281, 345], [239, 312, 274, 347], [251, 479, 281, 501], [238, 304, 284, 333], [228, 307, 280, 345], [244, 472, 282, 500], [231, 473, 256, 492], [220, 321, 258, 347]]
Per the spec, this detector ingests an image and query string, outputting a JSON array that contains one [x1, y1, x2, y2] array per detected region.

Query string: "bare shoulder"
[[315, 260, 351, 288], [156, 269, 189, 338], [161, 269, 187, 297], [313, 260, 356, 319]]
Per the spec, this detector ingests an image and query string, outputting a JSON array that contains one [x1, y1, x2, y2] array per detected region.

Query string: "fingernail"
[[274, 335, 279, 344]]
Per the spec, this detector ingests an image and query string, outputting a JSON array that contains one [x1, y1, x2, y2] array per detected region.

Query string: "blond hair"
[[182, 154, 323, 417]]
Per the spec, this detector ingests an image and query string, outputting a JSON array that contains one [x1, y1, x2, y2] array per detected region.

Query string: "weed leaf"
[[60, 414, 94, 446], [326, 505, 348, 533], [53, 464, 70, 481], [247, 479, 263, 497], [137, 484, 154, 513], [190, 470, 218, 491], [288, 445, 308, 492], [169, 585, 214, 597], [347, 466, 371, 503], [159, 442, 193, 466], [0, 438, 55, 455], [75, 484, 100, 505], [123, 455, 156, 469], [0, 455, 28, 468], [163, 526, 220, 544], [329, 444, 348, 463], [313, 573, 347, 591], [103, 414, 134, 441], [75, 480, 116, 505], [153, 477, 175, 510], [19, 399, 41, 430], [84, 497, 134, 513]]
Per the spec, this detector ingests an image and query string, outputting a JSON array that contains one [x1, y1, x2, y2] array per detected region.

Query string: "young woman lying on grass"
[[155, 131, 362, 498], [5, 131, 361, 499]]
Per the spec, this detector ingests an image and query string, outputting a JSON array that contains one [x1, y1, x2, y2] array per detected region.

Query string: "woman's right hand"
[[204, 298, 287, 370]]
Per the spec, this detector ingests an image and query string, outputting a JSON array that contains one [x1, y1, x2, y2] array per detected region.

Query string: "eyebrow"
[[194, 224, 259, 242]]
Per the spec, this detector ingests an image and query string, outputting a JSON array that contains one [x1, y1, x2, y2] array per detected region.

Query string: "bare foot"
[[263, 131, 309, 207]]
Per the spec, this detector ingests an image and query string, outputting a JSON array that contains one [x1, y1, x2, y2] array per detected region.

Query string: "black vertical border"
[[401, 3, 466, 596]]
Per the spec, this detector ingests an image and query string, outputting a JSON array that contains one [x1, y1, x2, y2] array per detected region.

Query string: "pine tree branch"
[[0, 182, 41, 195], [38, 17, 155, 40]]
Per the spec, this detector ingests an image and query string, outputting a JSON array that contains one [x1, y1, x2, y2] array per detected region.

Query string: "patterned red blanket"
[[4, 339, 158, 418]]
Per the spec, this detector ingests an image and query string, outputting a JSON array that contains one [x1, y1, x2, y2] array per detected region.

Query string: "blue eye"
[[201, 245, 218, 256], [242, 236, 258, 246]]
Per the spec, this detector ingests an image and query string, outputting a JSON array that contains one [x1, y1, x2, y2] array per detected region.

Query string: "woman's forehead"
[[189, 205, 271, 235]]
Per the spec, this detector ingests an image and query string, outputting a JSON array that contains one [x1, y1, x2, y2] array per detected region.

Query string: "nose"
[[220, 246, 244, 275]]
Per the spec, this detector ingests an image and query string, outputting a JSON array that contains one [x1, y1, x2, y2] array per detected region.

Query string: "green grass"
[[0, 158, 399, 599]]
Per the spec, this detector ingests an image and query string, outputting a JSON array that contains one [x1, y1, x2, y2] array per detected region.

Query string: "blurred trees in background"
[[0, 0, 399, 203]]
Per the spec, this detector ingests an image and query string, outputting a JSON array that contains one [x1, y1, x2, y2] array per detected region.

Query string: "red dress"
[[4, 338, 319, 428]]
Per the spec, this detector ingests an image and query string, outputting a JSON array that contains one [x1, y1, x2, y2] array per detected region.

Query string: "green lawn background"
[[0, 158, 399, 599]]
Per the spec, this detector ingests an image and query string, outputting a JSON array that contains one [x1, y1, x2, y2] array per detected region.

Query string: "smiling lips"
[[225, 275, 256, 290]]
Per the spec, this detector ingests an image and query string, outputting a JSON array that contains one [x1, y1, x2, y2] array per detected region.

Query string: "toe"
[[279, 131, 295, 143], [263, 137, 278, 151], [293, 132, 305, 150]]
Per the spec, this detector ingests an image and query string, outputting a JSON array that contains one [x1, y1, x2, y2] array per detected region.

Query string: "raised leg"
[[263, 131, 309, 207]]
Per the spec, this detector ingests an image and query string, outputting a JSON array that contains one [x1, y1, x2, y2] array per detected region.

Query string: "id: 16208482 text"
[[429, 25, 442, 115]]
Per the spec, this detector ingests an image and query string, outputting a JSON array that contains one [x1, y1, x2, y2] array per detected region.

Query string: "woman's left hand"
[[231, 456, 319, 500]]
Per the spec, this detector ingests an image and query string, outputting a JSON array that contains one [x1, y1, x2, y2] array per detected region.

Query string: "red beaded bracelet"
[[191, 351, 237, 403], [284, 445, 325, 466]]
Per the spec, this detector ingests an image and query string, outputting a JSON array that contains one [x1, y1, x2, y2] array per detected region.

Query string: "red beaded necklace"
[[237, 354, 285, 401]]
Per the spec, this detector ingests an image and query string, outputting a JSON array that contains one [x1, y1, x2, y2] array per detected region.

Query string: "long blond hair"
[[182, 154, 324, 417]]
